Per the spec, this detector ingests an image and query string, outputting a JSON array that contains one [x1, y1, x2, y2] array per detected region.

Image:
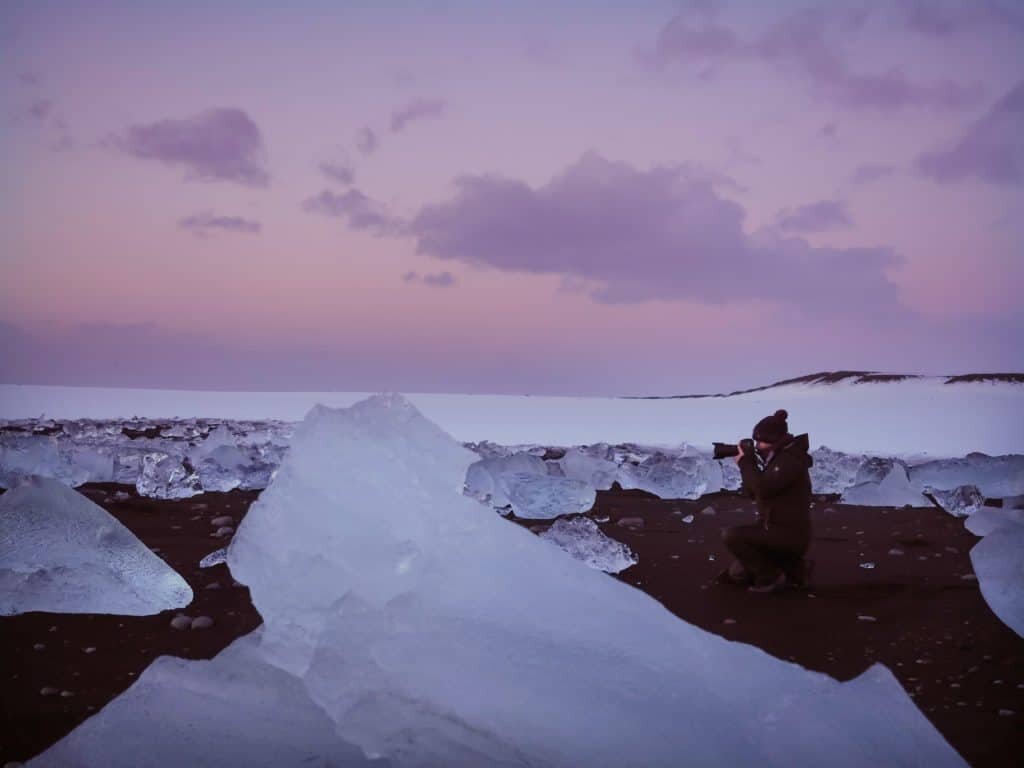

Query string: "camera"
[[712, 438, 754, 460]]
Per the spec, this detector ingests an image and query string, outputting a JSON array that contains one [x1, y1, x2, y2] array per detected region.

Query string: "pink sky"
[[2, 0, 1022, 396]]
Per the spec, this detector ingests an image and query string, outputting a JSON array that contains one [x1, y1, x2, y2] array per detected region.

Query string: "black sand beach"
[[2, 483, 1022, 766]]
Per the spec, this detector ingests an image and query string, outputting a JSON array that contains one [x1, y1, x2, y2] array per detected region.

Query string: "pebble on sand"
[[700, 505, 716, 516], [210, 515, 233, 527], [39, 687, 59, 696], [190, 616, 214, 630], [617, 517, 644, 528], [169, 615, 193, 631]]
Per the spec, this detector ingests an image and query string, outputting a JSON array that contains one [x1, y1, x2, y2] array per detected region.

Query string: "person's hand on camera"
[[734, 439, 746, 464]]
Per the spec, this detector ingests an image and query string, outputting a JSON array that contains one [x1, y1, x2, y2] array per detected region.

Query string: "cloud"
[[319, 161, 355, 185], [390, 98, 448, 132], [897, 0, 1024, 38], [356, 126, 379, 155], [850, 163, 896, 184], [301, 188, 406, 236], [177, 212, 261, 237], [28, 99, 52, 120], [108, 108, 269, 187], [651, 5, 982, 110], [916, 80, 1024, 185], [775, 200, 853, 233], [402, 270, 456, 287], [408, 152, 905, 321]]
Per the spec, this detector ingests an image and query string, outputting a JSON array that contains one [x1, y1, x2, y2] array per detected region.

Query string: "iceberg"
[[539, 516, 637, 573], [840, 461, 929, 507], [617, 452, 724, 499], [216, 394, 960, 765], [970, 524, 1024, 639], [0, 476, 192, 615]]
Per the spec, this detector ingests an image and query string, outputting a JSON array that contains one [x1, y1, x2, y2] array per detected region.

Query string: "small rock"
[[40, 687, 59, 696], [33, 643, 45, 651], [723, 618, 736, 625], [681, 514, 694, 524], [192, 503, 209, 511], [190, 616, 214, 630], [170, 615, 193, 631], [82, 647, 96, 654], [204, 582, 222, 590], [210, 515, 233, 527], [960, 574, 978, 581], [616, 517, 644, 528], [591, 515, 610, 524], [213, 526, 234, 537], [999, 709, 1015, 717], [857, 615, 877, 622], [887, 548, 904, 556], [60, 690, 74, 698], [700, 505, 716, 516], [859, 562, 876, 569]]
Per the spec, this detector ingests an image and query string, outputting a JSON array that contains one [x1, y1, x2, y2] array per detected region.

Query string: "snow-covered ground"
[[1, 376, 1020, 457]]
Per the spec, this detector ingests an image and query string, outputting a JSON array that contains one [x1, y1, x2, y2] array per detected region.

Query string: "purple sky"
[[2, 0, 1022, 396]]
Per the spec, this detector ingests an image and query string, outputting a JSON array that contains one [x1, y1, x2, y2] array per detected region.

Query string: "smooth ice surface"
[[965, 507, 1024, 537], [2, 377, 1020, 458], [463, 452, 547, 509], [223, 394, 964, 766], [539, 516, 637, 573], [908, 454, 1024, 498], [30, 630, 385, 768], [0, 476, 192, 615], [557, 446, 618, 490], [618, 452, 724, 499], [971, 525, 1024, 638], [840, 463, 930, 507], [199, 547, 228, 569]]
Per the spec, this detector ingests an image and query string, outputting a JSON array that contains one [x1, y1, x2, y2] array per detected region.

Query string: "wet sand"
[[2, 483, 1022, 766]]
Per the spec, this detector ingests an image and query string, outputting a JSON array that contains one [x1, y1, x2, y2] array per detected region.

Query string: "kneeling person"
[[721, 409, 814, 593]]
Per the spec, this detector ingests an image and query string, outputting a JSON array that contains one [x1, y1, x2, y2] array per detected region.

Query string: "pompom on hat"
[[753, 409, 789, 443]]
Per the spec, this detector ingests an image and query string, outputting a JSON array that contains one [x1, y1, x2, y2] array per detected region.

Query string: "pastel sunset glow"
[[3, 0, 1022, 395]]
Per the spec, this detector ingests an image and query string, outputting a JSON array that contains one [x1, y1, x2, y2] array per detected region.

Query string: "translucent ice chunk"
[[136, 452, 202, 499], [558, 446, 618, 490], [505, 472, 596, 519], [0, 476, 192, 615], [617, 453, 724, 500], [926, 485, 985, 517], [540, 517, 637, 573], [909, 453, 1024, 498], [840, 463, 929, 507], [971, 525, 1024, 638]]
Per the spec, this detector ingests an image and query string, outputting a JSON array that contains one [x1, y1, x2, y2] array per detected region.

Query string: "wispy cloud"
[[301, 188, 406, 236], [108, 108, 270, 187], [776, 200, 853, 233], [319, 161, 355, 185], [177, 212, 262, 237], [916, 80, 1024, 186], [390, 98, 447, 132], [356, 126, 379, 155], [651, 5, 982, 111], [402, 270, 456, 287]]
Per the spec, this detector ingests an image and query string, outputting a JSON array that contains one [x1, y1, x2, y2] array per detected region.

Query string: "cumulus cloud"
[[651, 5, 982, 110], [408, 152, 904, 320], [776, 200, 853, 233], [916, 80, 1024, 185], [319, 161, 355, 185], [851, 163, 896, 184], [108, 108, 269, 187], [356, 126, 379, 155], [177, 212, 261, 237], [301, 188, 406, 236], [402, 270, 456, 287], [390, 98, 447, 132]]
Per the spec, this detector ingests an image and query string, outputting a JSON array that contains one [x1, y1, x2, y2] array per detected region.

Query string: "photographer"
[[718, 409, 814, 593]]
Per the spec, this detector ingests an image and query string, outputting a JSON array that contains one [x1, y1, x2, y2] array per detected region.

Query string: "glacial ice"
[[539, 516, 637, 573], [926, 485, 985, 517], [971, 523, 1024, 638], [30, 630, 385, 768], [212, 394, 961, 766], [965, 507, 1024, 537], [136, 452, 202, 499], [618, 452, 724, 499], [0, 476, 192, 615], [908, 453, 1024, 498], [557, 445, 618, 490], [809, 446, 864, 494], [840, 462, 930, 507]]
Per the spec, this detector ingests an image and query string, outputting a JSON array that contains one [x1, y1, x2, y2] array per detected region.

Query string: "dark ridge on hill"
[[623, 370, 1023, 400]]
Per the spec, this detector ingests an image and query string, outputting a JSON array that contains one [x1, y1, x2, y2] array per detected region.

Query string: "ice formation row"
[[31, 394, 967, 767], [3, 418, 1022, 519]]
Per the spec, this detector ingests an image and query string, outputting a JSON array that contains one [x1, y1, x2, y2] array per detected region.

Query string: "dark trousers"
[[722, 523, 808, 584]]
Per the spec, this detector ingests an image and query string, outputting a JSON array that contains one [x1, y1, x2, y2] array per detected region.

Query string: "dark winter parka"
[[737, 433, 814, 549]]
